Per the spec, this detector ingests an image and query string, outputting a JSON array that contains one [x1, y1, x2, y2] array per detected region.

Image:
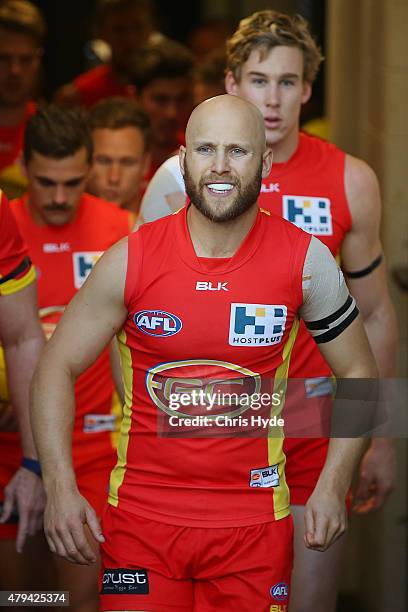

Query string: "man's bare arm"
[[303, 315, 377, 551], [342, 155, 398, 377], [31, 238, 128, 564], [342, 155, 398, 512], [0, 281, 45, 551], [135, 155, 185, 229], [299, 239, 378, 551]]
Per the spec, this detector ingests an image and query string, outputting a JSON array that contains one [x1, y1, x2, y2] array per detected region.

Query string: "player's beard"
[[183, 160, 262, 223]]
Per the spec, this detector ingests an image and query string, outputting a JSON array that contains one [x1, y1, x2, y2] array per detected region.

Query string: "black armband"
[[0, 256, 32, 285], [305, 295, 360, 344], [344, 254, 383, 279]]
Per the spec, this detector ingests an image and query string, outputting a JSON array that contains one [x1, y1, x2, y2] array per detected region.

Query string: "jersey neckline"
[[174, 203, 267, 274]]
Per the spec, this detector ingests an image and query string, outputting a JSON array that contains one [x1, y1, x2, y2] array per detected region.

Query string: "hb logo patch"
[[229, 303, 287, 347], [283, 195, 333, 235], [73, 252, 103, 289]]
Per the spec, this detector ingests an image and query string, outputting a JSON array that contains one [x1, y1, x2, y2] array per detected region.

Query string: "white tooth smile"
[[207, 183, 234, 193]]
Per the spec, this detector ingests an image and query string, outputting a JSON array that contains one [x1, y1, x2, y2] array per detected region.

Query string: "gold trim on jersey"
[[108, 329, 133, 506], [0, 264, 36, 296], [268, 316, 300, 520]]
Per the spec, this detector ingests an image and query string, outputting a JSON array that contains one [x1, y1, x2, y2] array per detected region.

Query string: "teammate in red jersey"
[[129, 39, 194, 186], [87, 97, 151, 214], [0, 190, 44, 587], [54, 0, 155, 108], [31, 95, 377, 612], [9, 105, 133, 611], [137, 12, 398, 611], [0, 0, 45, 199]]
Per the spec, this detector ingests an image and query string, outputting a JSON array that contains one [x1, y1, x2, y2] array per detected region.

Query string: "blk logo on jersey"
[[73, 252, 103, 289], [261, 181, 280, 193], [196, 281, 228, 291], [283, 195, 333, 235], [250, 465, 279, 488], [229, 304, 287, 346], [134, 310, 182, 337]]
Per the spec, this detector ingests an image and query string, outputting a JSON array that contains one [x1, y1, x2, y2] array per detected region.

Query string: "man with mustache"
[[8, 105, 134, 611], [31, 95, 377, 612]]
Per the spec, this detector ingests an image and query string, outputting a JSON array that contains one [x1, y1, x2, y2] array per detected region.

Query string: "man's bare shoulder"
[[345, 154, 381, 222]]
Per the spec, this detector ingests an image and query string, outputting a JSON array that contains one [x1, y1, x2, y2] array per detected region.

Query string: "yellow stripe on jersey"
[[0, 264, 36, 296], [259, 207, 271, 216], [268, 316, 300, 520], [109, 390, 123, 449], [108, 329, 133, 506]]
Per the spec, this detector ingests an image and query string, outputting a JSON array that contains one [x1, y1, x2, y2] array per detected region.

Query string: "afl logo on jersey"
[[270, 582, 289, 601], [134, 310, 182, 337]]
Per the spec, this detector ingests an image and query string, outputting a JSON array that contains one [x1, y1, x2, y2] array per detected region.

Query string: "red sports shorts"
[[99, 505, 293, 611]]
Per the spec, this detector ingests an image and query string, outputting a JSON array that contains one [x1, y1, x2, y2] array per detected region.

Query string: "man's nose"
[[108, 162, 121, 184], [54, 183, 67, 203], [211, 150, 231, 174]]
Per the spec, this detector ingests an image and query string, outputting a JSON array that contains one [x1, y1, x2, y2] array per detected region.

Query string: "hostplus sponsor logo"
[[229, 303, 287, 346], [283, 195, 333, 235], [134, 310, 182, 337], [72, 252, 103, 288]]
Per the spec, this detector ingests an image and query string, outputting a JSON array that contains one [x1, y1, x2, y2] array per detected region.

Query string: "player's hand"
[[0, 467, 45, 552], [353, 438, 396, 514], [303, 487, 347, 552], [44, 486, 104, 565]]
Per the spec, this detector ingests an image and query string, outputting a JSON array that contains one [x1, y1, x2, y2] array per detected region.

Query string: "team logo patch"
[[271, 582, 289, 601], [305, 377, 335, 398], [73, 252, 103, 289], [229, 304, 287, 347], [134, 310, 182, 337], [283, 195, 333, 235], [146, 359, 261, 418], [83, 414, 117, 433], [101, 568, 149, 595], [249, 465, 279, 488]]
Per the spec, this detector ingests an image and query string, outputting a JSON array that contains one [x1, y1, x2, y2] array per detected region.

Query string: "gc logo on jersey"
[[283, 195, 333, 235], [229, 304, 287, 347], [73, 252, 103, 289], [135, 310, 182, 337]]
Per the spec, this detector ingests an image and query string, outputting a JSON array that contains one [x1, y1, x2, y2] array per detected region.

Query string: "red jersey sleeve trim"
[[124, 232, 143, 310], [291, 230, 312, 307]]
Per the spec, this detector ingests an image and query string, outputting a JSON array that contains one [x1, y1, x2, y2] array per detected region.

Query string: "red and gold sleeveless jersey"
[[258, 132, 352, 378], [0, 103, 36, 200], [74, 64, 134, 108], [0, 190, 35, 297], [10, 193, 133, 445], [109, 206, 311, 527]]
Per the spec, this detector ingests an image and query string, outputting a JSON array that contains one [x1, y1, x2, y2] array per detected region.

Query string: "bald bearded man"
[[31, 95, 377, 612]]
